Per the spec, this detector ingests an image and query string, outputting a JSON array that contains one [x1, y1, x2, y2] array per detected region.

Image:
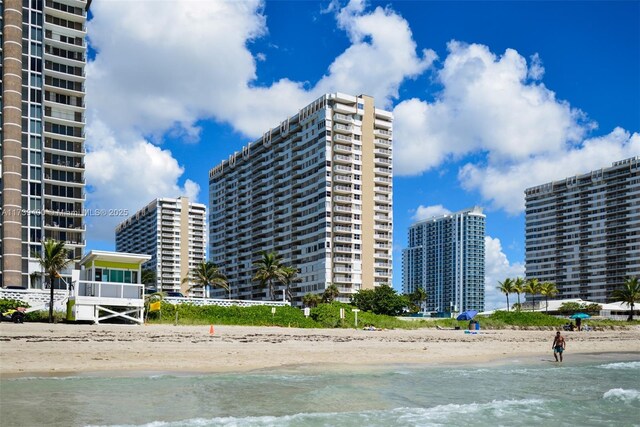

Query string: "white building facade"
[[403, 207, 486, 314], [115, 197, 206, 296], [208, 93, 393, 302], [525, 157, 640, 303]]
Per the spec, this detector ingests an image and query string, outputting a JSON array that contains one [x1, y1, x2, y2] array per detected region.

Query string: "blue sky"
[[83, 1, 639, 308]]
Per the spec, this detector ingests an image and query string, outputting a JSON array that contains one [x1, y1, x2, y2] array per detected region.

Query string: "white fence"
[[164, 297, 291, 308], [0, 288, 69, 311]]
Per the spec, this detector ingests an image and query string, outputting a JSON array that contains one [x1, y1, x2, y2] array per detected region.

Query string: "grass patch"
[[144, 302, 639, 330]]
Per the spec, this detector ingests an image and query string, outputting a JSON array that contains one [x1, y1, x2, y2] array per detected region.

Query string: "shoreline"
[[1, 323, 639, 379]]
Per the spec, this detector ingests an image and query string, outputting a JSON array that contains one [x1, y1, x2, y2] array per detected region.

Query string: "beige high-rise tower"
[[1, 0, 88, 287], [208, 93, 393, 302]]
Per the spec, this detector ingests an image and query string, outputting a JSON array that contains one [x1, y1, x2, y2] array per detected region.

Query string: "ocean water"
[[1, 356, 639, 427]]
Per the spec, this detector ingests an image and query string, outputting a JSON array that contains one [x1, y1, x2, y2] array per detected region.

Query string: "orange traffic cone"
[[209, 325, 215, 335]]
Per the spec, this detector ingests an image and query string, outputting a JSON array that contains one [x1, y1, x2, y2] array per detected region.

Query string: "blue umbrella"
[[570, 312, 591, 319], [456, 310, 478, 321]]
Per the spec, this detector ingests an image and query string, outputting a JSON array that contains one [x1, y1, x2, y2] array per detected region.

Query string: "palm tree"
[[281, 266, 300, 302], [182, 261, 228, 298], [35, 239, 74, 323], [513, 277, 525, 311], [141, 269, 156, 289], [253, 251, 286, 300], [322, 284, 340, 303], [302, 293, 321, 308], [524, 278, 542, 311], [540, 282, 558, 313], [497, 278, 515, 312], [611, 277, 640, 321], [408, 286, 428, 313]]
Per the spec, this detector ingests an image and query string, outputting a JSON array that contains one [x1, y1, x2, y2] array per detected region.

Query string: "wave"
[[87, 398, 546, 427], [603, 388, 640, 402], [597, 361, 640, 370]]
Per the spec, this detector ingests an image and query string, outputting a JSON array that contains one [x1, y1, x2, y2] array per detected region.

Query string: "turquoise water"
[[1, 356, 639, 427]]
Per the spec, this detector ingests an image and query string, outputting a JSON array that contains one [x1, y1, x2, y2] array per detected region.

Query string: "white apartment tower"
[[1, 0, 88, 287], [208, 93, 393, 301], [403, 207, 486, 314], [525, 157, 640, 303], [115, 197, 207, 296]]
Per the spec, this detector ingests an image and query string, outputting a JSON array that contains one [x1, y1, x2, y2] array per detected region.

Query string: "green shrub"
[[485, 310, 566, 327], [150, 302, 319, 328], [25, 310, 66, 323], [0, 298, 30, 314], [351, 285, 408, 316], [558, 302, 602, 315]]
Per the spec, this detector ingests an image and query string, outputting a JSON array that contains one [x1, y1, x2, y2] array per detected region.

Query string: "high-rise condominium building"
[[402, 207, 486, 314], [115, 197, 207, 296], [1, 0, 88, 287], [525, 157, 640, 303], [209, 93, 393, 301]]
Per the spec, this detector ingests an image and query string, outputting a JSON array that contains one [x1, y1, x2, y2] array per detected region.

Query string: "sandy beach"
[[1, 323, 639, 377]]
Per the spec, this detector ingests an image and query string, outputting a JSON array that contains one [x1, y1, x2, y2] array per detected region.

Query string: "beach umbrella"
[[570, 312, 591, 319], [456, 310, 478, 321]]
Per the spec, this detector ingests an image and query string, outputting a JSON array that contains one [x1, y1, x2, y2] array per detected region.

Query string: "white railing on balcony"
[[77, 280, 143, 300], [334, 185, 352, 192], [333, 113, 353, 122]]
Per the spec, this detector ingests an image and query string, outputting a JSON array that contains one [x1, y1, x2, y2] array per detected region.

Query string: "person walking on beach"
[[552, 331, 566, 362]]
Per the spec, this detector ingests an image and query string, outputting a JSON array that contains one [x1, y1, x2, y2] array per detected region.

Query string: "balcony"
[[333, 123, 354, 134], [334, 195, 352, 203], [333, 103, 357, 114], [374, 128, 392, 139], [334, 185, 352, 193], [374, 176, 392, 184], [334, 134, 353, 144], [334, 205, 352, 213], [333, 215, 352, 223], [334, 165, 352, 173], [334, 154, 352, 164], [334, 175, 352, 183], [333, 113, 353, 123], [374, 157, 392, 166], [333, 144, 352, 153], [374, 138, 391, 147]]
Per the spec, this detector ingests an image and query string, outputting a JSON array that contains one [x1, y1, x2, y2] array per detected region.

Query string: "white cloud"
[[85, 0, 433, 244], [84, 120, 199, 242], [394, 41, 592, 176], [484, 236, 525, 310], [392, 41, 638, 215], [318, 1, 436, 108], [412, 204, 451, 221], [460, 128, 640, 214]]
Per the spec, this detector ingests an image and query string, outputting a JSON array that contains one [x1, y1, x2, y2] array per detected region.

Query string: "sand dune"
[[1, 323, 639, 377]]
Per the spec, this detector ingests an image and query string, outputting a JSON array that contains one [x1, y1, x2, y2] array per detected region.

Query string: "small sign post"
[[352, 309, 360, 328]]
